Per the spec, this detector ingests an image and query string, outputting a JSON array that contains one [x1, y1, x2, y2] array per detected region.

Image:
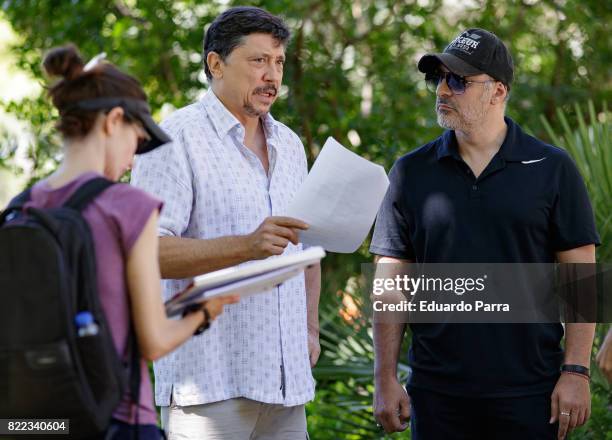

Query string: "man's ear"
[[103, 107, 125, 136], [207, 51, 224, 80], [492, 82, 507, 104]]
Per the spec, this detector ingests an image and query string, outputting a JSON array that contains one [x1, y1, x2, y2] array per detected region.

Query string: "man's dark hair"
[[203, 6, 290, 81]]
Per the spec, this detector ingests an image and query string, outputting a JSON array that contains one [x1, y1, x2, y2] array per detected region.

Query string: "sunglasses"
[[119, 110, 151, 151], [425, 70, 496, 95]]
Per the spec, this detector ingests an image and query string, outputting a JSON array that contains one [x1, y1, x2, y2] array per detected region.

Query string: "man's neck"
[[211, 87, 264, 145], [244, 118, 269, 175], [242, 115, 263, 143], [455, 115, 508, 159]]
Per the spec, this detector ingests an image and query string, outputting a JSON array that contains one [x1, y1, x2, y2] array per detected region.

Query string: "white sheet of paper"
[[285, 137, 389, 253]]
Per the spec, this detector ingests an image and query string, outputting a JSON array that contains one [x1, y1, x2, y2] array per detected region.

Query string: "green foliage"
[[1, 0, 611, 173], [575, 324, 612, 440], [3, 95, 61, 185], [308, 290, 411, 440], [540, 101, 611, 262], [539, 102, 612, 439]]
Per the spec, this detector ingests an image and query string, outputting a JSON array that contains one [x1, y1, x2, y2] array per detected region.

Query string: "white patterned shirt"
[[131, 90, 314, 407]]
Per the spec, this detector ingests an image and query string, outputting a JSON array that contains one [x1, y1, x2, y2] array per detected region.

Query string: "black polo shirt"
[[370, 117, 600, 397]]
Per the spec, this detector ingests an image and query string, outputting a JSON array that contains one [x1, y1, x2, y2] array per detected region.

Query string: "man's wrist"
[[236, 234, 255, 260], [307, 324, 319, 335], [561, 371, 591, 382], [374, 368, 399, 383], [561, 364, 590, 377]]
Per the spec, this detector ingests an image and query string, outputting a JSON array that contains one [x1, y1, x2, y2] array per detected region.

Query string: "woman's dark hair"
[[203, 6, 290, 81], [43, 44, 147, 138]]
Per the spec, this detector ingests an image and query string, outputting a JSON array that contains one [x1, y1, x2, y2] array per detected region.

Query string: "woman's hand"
[[201, 295, 240, 321]]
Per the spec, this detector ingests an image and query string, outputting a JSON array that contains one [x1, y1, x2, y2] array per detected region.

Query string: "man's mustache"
[[436, 99, 455, 110], [254, 85, 277, 96]]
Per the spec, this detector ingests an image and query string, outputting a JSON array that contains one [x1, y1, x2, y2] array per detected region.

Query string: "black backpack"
[[0, 177, 140, 438]]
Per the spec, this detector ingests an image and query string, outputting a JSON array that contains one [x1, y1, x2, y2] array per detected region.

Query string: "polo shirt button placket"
[[470, 182, 483, 200]]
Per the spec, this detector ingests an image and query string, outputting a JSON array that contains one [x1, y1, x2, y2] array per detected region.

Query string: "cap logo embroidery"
[[448, 32, 481, 54]]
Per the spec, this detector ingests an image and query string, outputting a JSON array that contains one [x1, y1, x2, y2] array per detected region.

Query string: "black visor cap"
[[63, 97, 171, 154]]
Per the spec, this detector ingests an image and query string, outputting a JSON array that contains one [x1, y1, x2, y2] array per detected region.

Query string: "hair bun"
[[43, 44, 85, 80]]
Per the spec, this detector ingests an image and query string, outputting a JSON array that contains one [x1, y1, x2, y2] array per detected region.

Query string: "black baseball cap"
[[63, 97, 171, 154], [418, 28, 514, 88]]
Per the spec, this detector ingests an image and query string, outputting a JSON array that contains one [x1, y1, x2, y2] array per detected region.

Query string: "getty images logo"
[[449, 32, 482, 54]]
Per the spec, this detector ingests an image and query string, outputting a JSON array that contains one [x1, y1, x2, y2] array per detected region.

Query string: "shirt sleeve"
[[103, 184, 163, 254], [369, 160, 416, 259], [131, 120, 193, 238], [549, 152, 601, 251]]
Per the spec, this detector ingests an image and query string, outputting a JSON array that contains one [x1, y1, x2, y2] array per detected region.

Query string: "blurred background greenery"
[[0, 0, 610, 438]]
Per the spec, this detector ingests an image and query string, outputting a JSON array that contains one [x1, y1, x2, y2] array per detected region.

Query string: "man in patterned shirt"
[[131, 6, 320, 439]]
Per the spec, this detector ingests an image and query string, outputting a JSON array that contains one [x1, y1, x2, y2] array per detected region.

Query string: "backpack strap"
[[63, 177, 115, 211], [1, 177, 114, 223], [126, 328, 142, 437], [0, 188, 32, 224]]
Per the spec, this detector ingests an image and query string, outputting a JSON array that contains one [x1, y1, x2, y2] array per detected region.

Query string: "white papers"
[[164, 247, 326, 316], [200, 265, 304, 298], [286, 137, 389, 253]]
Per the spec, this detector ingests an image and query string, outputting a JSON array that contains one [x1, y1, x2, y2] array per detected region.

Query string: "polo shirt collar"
[[436, 130, 462, 161], [497, 117, 537, 162], [436, 117, 535, 162], [201, 89, 280, 141]]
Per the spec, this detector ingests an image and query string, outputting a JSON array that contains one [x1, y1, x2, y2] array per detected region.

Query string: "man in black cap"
[[371, 29, 599, 439]]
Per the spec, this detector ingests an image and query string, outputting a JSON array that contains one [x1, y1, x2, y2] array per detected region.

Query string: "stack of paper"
[[165, 246, 326, 317]]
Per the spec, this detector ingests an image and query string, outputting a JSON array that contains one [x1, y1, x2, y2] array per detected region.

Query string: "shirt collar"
[[201, 89, 280, 141], [436, 129, 462, 161], [436, 117, 536, 162], [261, 111, 280, 141]]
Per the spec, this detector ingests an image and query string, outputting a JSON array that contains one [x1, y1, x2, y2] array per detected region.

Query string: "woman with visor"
[[22, 44, 238, 439]]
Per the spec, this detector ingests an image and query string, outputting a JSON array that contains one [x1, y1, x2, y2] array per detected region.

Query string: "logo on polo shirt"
[[448, 32, 481, 55], [521, 158, 547, 164]]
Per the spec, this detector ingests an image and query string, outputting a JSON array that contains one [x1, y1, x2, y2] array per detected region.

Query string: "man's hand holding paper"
[[246, 216, 309, 259]]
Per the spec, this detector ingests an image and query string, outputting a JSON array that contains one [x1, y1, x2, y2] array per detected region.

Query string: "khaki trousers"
[[161, 397, 309, 440]]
